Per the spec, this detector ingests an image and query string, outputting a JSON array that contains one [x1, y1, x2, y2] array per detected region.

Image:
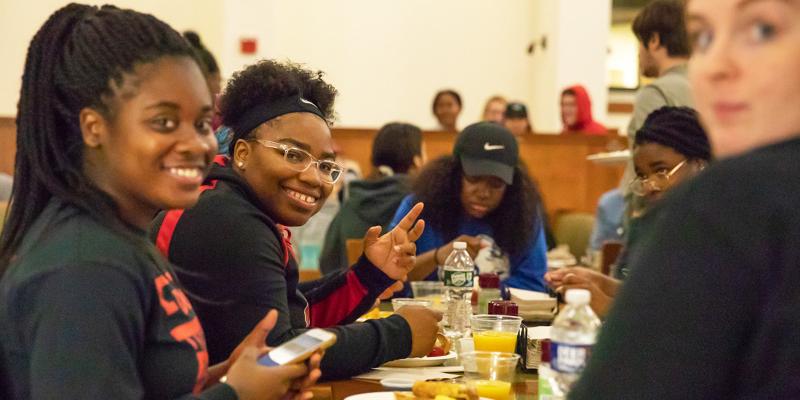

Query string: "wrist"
[[433, 246, 442, 265]]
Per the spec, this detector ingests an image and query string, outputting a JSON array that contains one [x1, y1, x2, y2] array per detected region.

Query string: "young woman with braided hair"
[[0, 4, 320, 400], [545, 106, 711, 317]]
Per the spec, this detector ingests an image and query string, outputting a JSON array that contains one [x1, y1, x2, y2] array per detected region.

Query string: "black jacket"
[[0, 199, 235, 400], [151, 159, 413, 380]]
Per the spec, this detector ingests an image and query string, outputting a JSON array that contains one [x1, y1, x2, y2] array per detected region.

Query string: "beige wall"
[[0, 0, 223, 116], [0, 0, 620, 131]]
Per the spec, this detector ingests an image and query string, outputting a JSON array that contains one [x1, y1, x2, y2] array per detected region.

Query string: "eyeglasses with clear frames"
[[252, 139, 344, 184], [629, 160, 687, 196]]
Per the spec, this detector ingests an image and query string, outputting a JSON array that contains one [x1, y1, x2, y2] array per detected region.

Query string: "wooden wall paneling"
[[0, 118, 16, 175]]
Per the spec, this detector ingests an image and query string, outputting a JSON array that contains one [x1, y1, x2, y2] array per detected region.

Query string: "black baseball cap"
[[453, 122, 519, 185], [504, 102, 528, 119]]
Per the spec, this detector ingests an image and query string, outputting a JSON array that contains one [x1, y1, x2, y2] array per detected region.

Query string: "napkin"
[[354, 367, 461, 382]]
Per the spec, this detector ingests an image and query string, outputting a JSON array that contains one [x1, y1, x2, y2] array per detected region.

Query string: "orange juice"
[[473, 330, 518, 353], [473, 379, 512, 400]]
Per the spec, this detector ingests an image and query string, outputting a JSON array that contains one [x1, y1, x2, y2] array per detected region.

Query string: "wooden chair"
[[299, 269, 322, 282], [345, 238, 364, 265], [0, 201, 8, 235], [554, 212, 596, 261], [600, 240, 624, 276]]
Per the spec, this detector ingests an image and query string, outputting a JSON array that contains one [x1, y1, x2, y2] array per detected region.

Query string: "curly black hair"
[[412, 155, 542, 258], [219, 59, 337, 155]]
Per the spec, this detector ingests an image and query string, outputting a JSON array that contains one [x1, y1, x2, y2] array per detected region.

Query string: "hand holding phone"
[[258, 329, 337, 366]]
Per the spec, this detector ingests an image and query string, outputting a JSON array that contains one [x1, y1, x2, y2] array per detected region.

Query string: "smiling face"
[[561, 93, 579, 127], [687, 0, 800, 157], [434, 93, 462, 130], [234, 112, 335, 226], [82, 56, 216, 228], [460, 174, 507, 219]]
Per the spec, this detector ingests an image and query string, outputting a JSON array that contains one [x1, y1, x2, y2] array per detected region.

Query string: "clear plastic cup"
[[410, 281, 445, 311], [470, 314, 523, 353], [460, 351, 520, 400], [391, 297, 433, 312]]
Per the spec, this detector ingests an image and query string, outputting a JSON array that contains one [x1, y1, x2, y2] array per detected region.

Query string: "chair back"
[[345, 238, 364, 266], [600, 240, 624, 276], [554, 212, 596, 260]]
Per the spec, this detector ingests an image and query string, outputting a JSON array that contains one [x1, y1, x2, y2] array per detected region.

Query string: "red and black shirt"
[[0, 199, 235, 400], [150, 159, 412, 380]]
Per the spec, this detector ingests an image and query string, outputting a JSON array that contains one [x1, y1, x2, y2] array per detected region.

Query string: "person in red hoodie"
[[560, 84, 608, 135]]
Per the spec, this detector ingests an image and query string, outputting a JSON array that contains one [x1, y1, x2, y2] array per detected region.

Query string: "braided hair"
[[184, 30, 219, 76], [0, 4, 198, 270], [635, 106, 712, 161]]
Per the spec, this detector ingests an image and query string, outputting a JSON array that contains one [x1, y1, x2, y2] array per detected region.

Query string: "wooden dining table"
[[311, 371, 539, 399]]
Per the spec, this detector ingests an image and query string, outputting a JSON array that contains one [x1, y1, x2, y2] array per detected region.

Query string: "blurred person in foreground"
[[569, 0, 800, 398]]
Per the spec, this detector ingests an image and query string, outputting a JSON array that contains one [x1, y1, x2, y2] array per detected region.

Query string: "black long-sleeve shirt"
[[151, 159, 412, 380], [571, 137, 800, 399], [0, 200, 236, 400]]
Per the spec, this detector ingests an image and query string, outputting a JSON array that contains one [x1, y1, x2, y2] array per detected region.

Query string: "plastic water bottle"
[[550, 289, 601, 394], [441, 241, 475, 340]]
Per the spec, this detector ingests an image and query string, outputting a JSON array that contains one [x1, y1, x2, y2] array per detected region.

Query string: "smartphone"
[[258, 329, 337, 366]]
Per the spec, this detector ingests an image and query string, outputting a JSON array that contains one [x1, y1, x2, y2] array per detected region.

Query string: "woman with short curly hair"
[[151, 60, 441, 379]]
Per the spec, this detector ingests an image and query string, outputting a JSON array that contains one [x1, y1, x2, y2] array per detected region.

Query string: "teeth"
[[286, 189, 317, 205], [168, 167, 200, 178]]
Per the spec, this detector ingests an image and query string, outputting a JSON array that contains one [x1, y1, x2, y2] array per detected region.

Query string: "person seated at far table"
[[482, 95, 507, 124], [503, 101, 533, 136], [546, 106, 711, 317], [560, 84, 607, 135], [390, 122, 549, 294], [321, 122, 426, 275]]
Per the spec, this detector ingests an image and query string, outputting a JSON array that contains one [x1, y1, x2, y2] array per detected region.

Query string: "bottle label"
[[443, 270, 473, 287], [550, 342, 593, 374]]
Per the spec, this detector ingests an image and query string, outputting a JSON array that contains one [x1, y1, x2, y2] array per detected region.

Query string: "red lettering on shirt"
[[155, 271, 209, 394]]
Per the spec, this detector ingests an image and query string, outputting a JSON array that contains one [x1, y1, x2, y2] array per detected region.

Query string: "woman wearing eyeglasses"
[[150, 60, 442, 380], [545, 106, 710, 316]]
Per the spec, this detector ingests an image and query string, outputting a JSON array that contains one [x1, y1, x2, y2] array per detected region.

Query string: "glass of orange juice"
[[461, 351, 520, 400], [471, 314, 522, 353]]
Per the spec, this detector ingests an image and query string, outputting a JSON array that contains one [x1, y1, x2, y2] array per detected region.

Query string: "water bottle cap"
[[565, 288, 591, 305], [453, 241, 467, 250]]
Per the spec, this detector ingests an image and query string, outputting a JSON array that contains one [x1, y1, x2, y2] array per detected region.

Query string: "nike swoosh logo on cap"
[[484, 143, 505, 151], [299, 98, 317, 106]]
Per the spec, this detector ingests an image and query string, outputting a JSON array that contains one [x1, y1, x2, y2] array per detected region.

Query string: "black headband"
[[230, 94, 326, 136]]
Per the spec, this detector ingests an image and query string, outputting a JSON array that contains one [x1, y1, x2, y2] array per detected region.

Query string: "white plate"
[[381, 351, 457, 368], [344, 392, 397, 400], [344, 392, 491, 400]]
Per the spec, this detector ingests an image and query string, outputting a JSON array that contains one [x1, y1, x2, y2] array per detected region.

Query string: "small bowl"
[[380, 378, 415, 390], [391, 297, 432, 311]]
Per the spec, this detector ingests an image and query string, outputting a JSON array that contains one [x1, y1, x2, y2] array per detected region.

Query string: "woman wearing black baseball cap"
[[389, 122, 548, 292]]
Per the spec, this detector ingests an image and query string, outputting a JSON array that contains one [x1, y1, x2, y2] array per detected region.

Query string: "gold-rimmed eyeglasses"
[[629, 160, 687, 196], [252, 139, 344, 184]]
